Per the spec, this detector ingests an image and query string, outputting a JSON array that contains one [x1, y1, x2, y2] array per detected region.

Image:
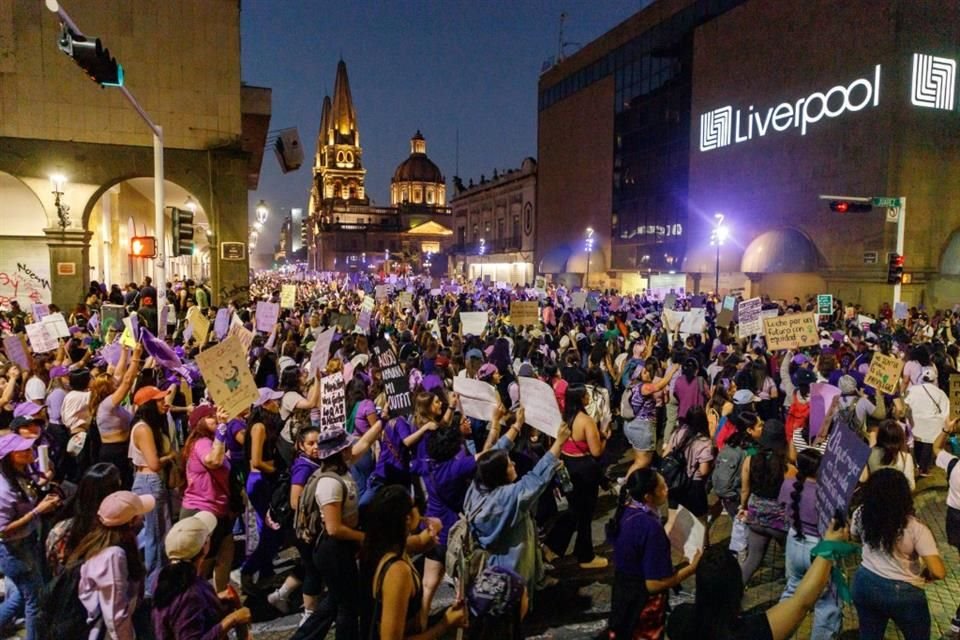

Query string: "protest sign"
[[893, 302, 908, 320], [320, 372, 346, 431], [453, 377, 500, 421], [119, 318, 137, 348], [864, 352, 904, 395], [2, 335, 32, 370], [41, 312, 70, 338], [227, 323, 254, 354], [679, 307, 706, 336], [357, 309, 372, 333], [255, 302, 279, 333], [571, 291, 587, 309], [31, 304, 49, 321], [857, 314, 874, 332], [517, 377, 561, 437], [375, 285, 389, 301], [951, 374, 960, 422], [665, 505, 705, 563], [310, 327, 335, 375], [662, 309, 684, 333], [817, 294, 833, 315], [374, 341, 412, 416], [102, 341, 123, 367], [101, 304, 125, 333], [27, 322, 60, 353], [510, 301, 539, 327], [586, 294, 600, 312], [737, 297, 763, 337], [816, 422, 870, 534], [722, 295, 736, 311], [459, 311, 487, 336], [361, 296, 376, 312], [809, 383, 841, 439], [717, 296, 736, 326], [214, 308, 231, 340], [190, 310, 211, 346], [762, 313, 818, 350], [399, 292, 413, 310], [280, 284, 296, 309], [195, 336, 259, 419]]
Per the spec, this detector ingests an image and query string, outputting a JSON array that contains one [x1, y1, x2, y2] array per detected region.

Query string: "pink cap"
[[98, 491, 156, 527]]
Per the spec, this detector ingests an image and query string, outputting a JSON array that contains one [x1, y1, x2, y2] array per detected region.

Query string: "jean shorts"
[[624, 418, 655, 452]]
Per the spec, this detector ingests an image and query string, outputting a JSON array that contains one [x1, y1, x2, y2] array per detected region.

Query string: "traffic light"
[[130, 236, 157, 258], [57, 27, 123, 87], [172, 208, 194, 256], [829, 200, 872, 214], [887, 253, 904, 284]]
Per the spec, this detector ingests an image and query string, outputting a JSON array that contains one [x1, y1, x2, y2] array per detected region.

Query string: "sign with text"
[[893, 302, 909, 320], [816, 422, 870, 534], [809, 383, 841, 439], [864, 352, 904, 395], [101, 304, 125, 334], [453, 377, 500, 421], [280, 285, 296, 309], [41, 312, 71, 339], [320, 372, 346, 431], [517, 376, 561, 437], [459, 311, 487, 336], [189, 310, 211, 346], [374, 341, 412, 416], [737, 297, 763, 337], [255, 301, 279, 333], [195, 336, 259, 419], [310, 327, 335, 375], [950, 374, 960, 422], [2, 335, 32, 370], [763, 313, 818, 350], [510, 301, 539, 327], [817, 294, 833, 316]]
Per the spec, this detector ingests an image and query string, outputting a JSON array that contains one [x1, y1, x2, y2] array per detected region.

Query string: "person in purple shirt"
[[152, 511, 251, 640], [0, 433, 61, 640]]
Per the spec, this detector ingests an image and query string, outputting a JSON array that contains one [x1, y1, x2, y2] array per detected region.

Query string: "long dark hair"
[[749, 445, 787, 497], [725, 411, 759, 449], [859, 468, 913, 555], [476, 449, 511, 489], [562, 385, 588, 424], [875, 419, 907, 466], [361, 485, 414, 569], [679, 545, 744, 639], [64, 463, 123, 554], [154, 560, 199, 609], [682, 407, 710, 440], [606, 468, 659, 541], [132, 399, 167, 455], [790, 450, 821, 540]]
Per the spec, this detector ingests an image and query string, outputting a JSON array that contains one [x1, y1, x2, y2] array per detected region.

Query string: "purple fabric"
[[141, 329, 182, 370], [423, 451, 476, 546], [372, 416, 415, 482], [102, 342, 123, 367], [151, 573, 225, 640], [290, 455, 320, 487], [352, 399, 379, 435], [0, 473, 36, 541], [610, 503, 674, 579], [225, 418, 246, 462], [674, 376, 707, 422]]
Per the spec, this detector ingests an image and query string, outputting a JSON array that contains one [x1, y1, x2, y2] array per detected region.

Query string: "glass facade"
[[538, 0, 746, 272]]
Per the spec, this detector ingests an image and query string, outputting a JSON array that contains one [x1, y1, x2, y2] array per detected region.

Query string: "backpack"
[[42, 563, 99, 636], [711, 444, 747, 499], [294, 470, 347, 546], [784, 393, 810, 442], [280, 392, 313, 443], [444, 503, 487, 587], [266, 470, 293, 530], [658, 432, 694, 497], [833, 400, 863, 440]]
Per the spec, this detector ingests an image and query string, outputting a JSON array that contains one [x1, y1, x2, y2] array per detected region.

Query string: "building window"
[[513, 216, 520, 240], [497, 219, 504, 238], [401, 188, 408, 202], [472, 224, 479, 239], [346, 151, 354, 164], [337, 151, 344, 163], [458, 227, 466, 244], [484, 221, 491, 233], [414, 187, 422, 203], [426, 189, 434, 204]]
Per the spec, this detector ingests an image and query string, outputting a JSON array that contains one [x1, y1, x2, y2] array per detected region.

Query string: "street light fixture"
[[184, 195, 197, 213], [709, 213, 729, 296], [584, 227, 595, 288], [255, 199, 269, 225], [50, 173, 70, 231]]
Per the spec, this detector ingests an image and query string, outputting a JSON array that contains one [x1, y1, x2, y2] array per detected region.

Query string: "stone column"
[[44, 228, 93, 309]]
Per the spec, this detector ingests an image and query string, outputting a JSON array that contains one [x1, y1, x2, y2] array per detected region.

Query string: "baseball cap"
[[188, 404, 217, 430], [49, 365, 70, 379], [733, 389, 759, 405], [477, 363, 498, 381], [0, 434, 35, 459], [98, 490, 156, 527], [253, 387, 284, 408], [165, 511, 217, 561], [12, 402, 42, 419], [465, 348, 484, 360], [133, 386, 167, 406]]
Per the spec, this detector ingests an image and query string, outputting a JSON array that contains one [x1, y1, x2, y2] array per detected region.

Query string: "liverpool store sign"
[[698, 53, 958, 152]]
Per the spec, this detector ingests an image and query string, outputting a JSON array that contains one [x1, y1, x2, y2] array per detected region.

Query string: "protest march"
[[0, 272, 958, 640]]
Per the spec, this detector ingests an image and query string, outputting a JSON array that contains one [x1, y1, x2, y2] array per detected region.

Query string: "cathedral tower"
[[311, 60, 368, 209]]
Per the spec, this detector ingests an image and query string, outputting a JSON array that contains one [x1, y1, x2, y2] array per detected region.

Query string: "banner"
[[816, 422, 870, 534], [195, 336, 260, 419], [453, 377, 500, 421], [864, 352, 904, 395], [510, 301, 539, 327], [737, 297, 763, 337], [320, 372, 346, 431], [459, 311, 487, 336], [255, 301, 279, 333], [2, 335, 32, 370], [517, 377, 561, 437], [762, 313, 818, 350], [280, 284, 296, 309], [374, 341, 412, 416]]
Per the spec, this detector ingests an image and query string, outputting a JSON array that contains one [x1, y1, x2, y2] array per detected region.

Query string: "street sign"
[[220, 242, 247, 261], [886, 207, 900, 222], [871, 197, 901, 208], [817, 294, 833, 315]]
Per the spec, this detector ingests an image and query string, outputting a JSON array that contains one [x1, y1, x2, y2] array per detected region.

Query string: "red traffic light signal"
[[829, 200, 872, 214], [887, 253, 904, 284], [130, 236, 157, 258]]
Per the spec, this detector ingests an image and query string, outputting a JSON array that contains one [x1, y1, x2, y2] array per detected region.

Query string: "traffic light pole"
[[893, 197, 906, 306]]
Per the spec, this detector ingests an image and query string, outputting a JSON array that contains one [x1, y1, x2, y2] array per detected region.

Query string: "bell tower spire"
[[330, 59, 359, 146]]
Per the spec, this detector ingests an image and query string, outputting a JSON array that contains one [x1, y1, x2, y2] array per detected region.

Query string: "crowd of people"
[[0, 270, 957, 639]]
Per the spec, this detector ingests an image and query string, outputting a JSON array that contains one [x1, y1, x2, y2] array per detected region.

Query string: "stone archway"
[[0, 171, 54, 306]]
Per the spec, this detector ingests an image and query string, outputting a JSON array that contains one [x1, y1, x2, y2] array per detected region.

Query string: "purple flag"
[[101, 341, 123, 367], [87, 313, 100, 336], [140, 328, 183, 371]]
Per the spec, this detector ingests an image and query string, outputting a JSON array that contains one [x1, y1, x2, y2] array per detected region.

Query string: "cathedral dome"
[[392, 131, 444, 184]]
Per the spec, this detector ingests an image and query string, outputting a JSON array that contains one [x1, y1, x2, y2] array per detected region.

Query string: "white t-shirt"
[[61, 390, 91, 431], [936, 450, 960, 510], [279, 391, 307, 443], [314, 473, 359, 528], [852, 512, 938, 588], [24, 377, 46, 402], [905, 383, 949, 443]]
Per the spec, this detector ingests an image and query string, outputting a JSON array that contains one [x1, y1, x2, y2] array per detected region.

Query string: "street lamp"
[[584, 227, 595, 288], [255, 199, 269, 225], [50, 173, 70, 231], [709, 213, 729, 296], [184, 195, 197, 213]]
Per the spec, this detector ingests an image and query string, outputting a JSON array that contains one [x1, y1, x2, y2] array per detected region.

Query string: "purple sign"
[[815, 422, 870, 535], [808, 383, 840, 439], [141, 329, 183, 371]]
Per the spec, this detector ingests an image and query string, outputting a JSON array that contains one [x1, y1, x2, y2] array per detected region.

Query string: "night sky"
[[240, 0, 647, 252]]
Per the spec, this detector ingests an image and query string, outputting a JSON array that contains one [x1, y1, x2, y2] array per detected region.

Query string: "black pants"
[[915, 441, 933, 473], [546, 454, 603, 563], [99, 440, 134, 490], [290, 537, 360, 640]]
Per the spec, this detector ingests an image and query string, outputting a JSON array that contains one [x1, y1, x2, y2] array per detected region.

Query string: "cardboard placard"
[[517, 377, 561, 437], [680, 308, 706, 336], [459, 311, 488, 336], [737, 297, 763, 337], [2, 335, 32, 370], [375, 285, 389, 302], [189, 310, 211, 346], [399, 292, 413, 310], [763, 313, 819, 350], [453, 377, 500, 421], [310, 327, 336, 375], [280, 284, 297, 309], [100, 304, 125, 334], [41, 312, 71, 338], [864, 352, 904, 395], [951, 374, 960, 422], [320, 372, 346, 431], [510, 301, 539, 327], [195, 336, 259, 419], [817, 294, 833, 315], [809, 383, 841, 439], [893, 302, 908, 321], [374, 341, 412, 416], [816, 422, 870, 534], [214, 308, 231, 340], [255, 302, 279, 333]]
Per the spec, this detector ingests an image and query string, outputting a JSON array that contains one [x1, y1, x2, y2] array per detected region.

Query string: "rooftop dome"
[[392, 131, 444, 184]]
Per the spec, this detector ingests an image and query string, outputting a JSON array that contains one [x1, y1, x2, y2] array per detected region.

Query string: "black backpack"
[[43, 563, 99, 636], [266, 470, 293, 530], [658, 432, 694, 497]]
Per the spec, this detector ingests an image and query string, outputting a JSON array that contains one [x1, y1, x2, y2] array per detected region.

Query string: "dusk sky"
[[241, 0, 647, 250]]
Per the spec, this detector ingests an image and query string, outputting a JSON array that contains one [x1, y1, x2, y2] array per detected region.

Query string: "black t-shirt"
[[667, 604, 773, 640]]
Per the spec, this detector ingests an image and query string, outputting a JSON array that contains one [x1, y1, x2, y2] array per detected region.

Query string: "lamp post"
[[584, 227, 594, 288], [50, 174, 70, 232], [256, 199, 269, 225], [709, 213, 728, 296]]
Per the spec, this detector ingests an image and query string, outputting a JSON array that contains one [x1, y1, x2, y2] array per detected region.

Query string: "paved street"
[[249, 455, 960, 640]]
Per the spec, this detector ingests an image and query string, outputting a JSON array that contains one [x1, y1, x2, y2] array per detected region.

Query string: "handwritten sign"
[[517, 377, 561, 437], [41, 312, 71, 338], [951, 375, 960, 422], [280, 284, 297, 309], [374, 341, 412, 416], [679, 307, 706, 336], [817, 294, 833, 315], [459, 311, 487, 336], [816, 422, 870, 534], [195, 336, 259, 419], [737, 297, 763, 338], [453, 377, 500, 421], [763, 313, 818, 350], [864, 352, 904, 395], [2, 335, 32, 370], [227, 323, 254, 354], [510, 301, 539, 327], [398, 291, 413, 310], [255, 302, 279, 333], [25, 322, 58, 353], [320, 372, 346, 431], [310, 327, 336, 375], [190, 310, 211, 346]]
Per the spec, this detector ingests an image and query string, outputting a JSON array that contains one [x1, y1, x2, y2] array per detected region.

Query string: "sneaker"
[[267, 589, 291, 614], [579, 556, 609, 570], [299, 611, 314, 627]]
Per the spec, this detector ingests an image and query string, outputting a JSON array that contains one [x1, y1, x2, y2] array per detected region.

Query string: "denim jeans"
[[780, 534, 841, 639], [851, 566, 930, 640], [0, 536, 44, 640], [132, 471, 169, 597]]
